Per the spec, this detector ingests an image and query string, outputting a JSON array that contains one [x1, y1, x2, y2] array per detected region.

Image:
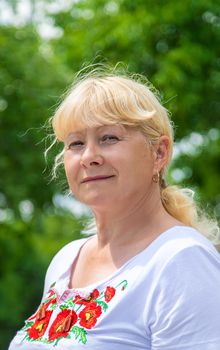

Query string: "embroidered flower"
[[28, 292, 57, 321], [48, 309, 78, 341], [79, 302, 102, 329], [73, 288, 100, 305], [27, 310, 53, 340], [104, 286, 116, 303], [22, 281, 127, 346]]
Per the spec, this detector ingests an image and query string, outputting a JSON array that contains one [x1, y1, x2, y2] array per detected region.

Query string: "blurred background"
[[0, 0, 220, 347]]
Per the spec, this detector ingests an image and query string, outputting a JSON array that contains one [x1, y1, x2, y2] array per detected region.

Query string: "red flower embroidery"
[[22, 281, 128, 346], [73, 289, 100, 305], [27, 310, 53, 340], [28, 294, 57, 321], [104, 286, 116, 303], [46, 296, 57, 308], [48, 309, 77, 341], [47, 289, 56, 298], [79, 302, 102, 329]]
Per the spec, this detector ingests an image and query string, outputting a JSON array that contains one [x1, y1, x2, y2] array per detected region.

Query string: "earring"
[[152, 171, 160, 183]]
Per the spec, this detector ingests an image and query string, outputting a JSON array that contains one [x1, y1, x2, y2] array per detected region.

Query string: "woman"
[[9, 69, 220, 349]]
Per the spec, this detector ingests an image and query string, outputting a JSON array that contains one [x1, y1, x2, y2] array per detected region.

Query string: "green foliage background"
[[0, 0, 220, 347]]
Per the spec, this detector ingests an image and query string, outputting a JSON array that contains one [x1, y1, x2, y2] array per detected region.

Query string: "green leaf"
[[71, 326, 87, 344], [96, 300, 108, 312], [80, 329, 87, 344], [22, 321, 34, 330], [59, 305, 68, 311]]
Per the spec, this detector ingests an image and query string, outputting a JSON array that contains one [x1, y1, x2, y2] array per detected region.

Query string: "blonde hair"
[[50, 67, 219, 243]]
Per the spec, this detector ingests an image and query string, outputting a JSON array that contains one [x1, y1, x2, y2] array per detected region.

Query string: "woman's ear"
[[153, 136, 170, 172]]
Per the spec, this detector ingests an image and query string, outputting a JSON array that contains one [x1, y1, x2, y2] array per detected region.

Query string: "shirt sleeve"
[[149, 245, 220, 349]]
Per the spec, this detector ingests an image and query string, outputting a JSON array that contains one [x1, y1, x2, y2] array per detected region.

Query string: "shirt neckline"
[[58, 225, 191, 295]]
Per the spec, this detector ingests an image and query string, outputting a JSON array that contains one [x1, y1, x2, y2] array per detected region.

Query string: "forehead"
[[55, 111, 128, 142], [52, 75, 166, 148], [52, 77, 151, 141]]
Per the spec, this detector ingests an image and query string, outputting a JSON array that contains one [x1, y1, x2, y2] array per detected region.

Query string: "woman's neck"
[[92, 191, 179, 250]]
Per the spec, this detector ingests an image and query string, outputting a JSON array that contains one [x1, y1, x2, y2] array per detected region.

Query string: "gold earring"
[[152, 171, 160, 183]]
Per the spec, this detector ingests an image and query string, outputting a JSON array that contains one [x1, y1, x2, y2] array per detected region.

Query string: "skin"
[[64, 124, 183, 288]]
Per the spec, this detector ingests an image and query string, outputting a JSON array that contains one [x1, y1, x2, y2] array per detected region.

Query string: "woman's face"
[[64, 124, 167, 210]]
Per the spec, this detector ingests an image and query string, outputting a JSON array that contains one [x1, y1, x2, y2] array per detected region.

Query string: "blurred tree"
[[1, 0, 219, 215], [0, 20, 79, 349], [50, 0, 220, 134], [0, 24, 69, 217]]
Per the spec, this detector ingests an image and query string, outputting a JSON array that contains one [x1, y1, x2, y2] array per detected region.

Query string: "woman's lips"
[[81, 175, 115, 183]]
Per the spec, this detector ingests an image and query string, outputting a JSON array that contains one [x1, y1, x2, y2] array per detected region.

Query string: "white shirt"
[[9, 226, 220, 349]]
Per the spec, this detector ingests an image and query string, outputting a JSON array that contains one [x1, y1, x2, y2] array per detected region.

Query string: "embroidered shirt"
[[9, 226, 220, 349]]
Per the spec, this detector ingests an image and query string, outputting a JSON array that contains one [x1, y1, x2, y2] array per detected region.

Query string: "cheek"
[[132, 152, 155, 183], [63, 153, 80, 184]]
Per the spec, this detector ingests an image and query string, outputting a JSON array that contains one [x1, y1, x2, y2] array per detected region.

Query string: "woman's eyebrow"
[[64, 131, 84, 143], [97, 124, 126, 132]]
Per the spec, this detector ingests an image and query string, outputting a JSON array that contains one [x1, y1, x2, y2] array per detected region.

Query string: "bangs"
[[52, 76, 157, 141]]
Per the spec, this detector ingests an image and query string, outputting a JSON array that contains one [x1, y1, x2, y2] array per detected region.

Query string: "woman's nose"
[[80, 143, 104, 168]]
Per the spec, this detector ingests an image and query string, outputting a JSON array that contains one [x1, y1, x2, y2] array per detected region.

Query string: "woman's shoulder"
[[148, 226, 220, 302], [50, 236, 90, 264], [158, 225, 219, 255], [148, 227, 220, 348], [146, 225, 220, 275]]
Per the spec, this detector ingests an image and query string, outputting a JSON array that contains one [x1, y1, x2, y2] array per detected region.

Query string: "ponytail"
[[161, 185, 220, 244]]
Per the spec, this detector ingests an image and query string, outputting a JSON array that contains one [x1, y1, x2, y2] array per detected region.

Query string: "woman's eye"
[[67, 141, 84, 149], [101, 135, 119, 144]]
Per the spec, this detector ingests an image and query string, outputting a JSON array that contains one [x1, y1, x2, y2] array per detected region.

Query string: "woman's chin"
[[79, 195, 116, 211]]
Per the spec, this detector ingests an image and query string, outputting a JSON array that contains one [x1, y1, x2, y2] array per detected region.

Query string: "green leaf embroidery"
[[60, 304, 68, 311], [96, 300, 108, 312], [71, 325, 80, 339], [53, 338, 61, 346], [51, 303, 57, 310], [71, 326, 87, 344], [22, 321, 34, 331], [80, 329, 87, 344], [50, 282, 56, 288]]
